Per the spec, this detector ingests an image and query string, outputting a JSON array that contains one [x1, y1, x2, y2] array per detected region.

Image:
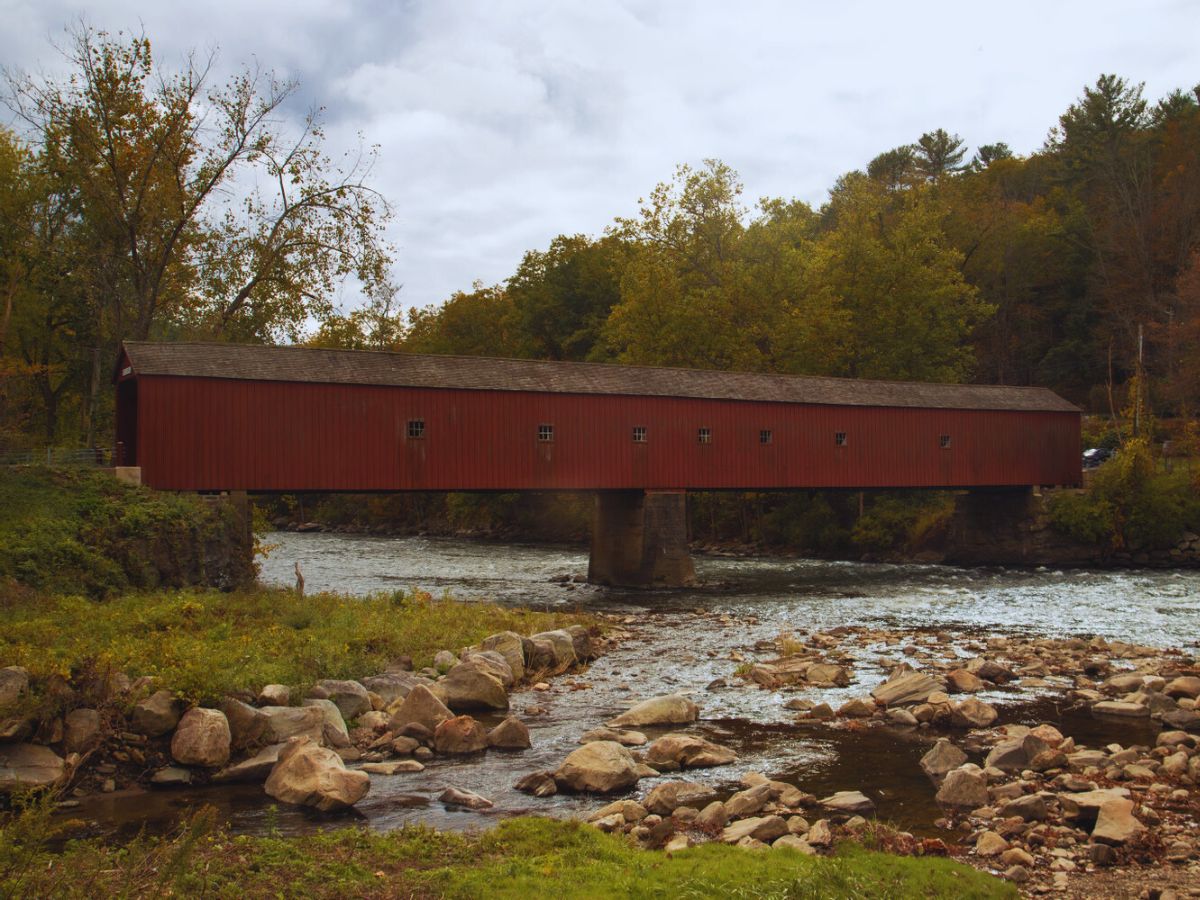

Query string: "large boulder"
[[1060, 788, 1131, 824], [301, 699, 350, 745], [132, 690, 183, 737], [920, 739, 967, 781], [608, 694, 699, 728], [1092, 797, 1145, 845], [432, 715, 489, 754], [0, 743, 64, 791], [260, 705, 327, 744], [387, 684, 453, 733], [645, 733, 737, 769], [264, 736, 370, 811], [554, 741, 640, 793], [529, 630, 578, 672], [307, 680, 371, 721], [170, 708, 232, 768], [361, 672, 432, 707], [871, 671, 940, 707], [644, 781, 717, 816], [480, 632, 526, 682], [0, 667, 29, 709], [440, 658, 509, 712], [220, 698, 268, 752], [935, 764, 989, 809], [62, 708, 102, 754], [460, 651, 515, 689]]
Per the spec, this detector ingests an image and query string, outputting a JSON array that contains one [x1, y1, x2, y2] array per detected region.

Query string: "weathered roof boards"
[[116, 342, 1081, 492]]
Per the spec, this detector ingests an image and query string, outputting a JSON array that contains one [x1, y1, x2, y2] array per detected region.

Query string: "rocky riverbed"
[[5, 534, 1198, 898]]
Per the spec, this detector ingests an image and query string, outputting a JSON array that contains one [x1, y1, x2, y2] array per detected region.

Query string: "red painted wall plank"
[[132, 376, 1081, 492]]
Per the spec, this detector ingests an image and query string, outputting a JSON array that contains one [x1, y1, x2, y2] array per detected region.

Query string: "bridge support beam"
[[588, 490, 696, 588], [944, 487, 1038, 566]]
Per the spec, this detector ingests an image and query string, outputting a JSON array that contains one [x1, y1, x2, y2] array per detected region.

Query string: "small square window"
[[407, 419, 425, 439], [698, 427, 712, 444], [760, 429, 773, 445], [538, 424, 554, 442], [940, 434, 951, 449], [835, 431, 847, 447], [632, 426, 647, 443]]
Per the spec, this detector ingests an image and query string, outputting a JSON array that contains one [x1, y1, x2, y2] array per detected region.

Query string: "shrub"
[[1048, 438, 1200, 551]]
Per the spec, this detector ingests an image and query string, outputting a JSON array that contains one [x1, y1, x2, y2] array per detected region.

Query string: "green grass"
[[2, 811, 1013, 899], [0, 586, 595, 704], [0, 466, 251, 597]]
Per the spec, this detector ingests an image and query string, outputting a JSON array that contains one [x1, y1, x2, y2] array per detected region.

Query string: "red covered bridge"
[[115, 341, 1080, 586]]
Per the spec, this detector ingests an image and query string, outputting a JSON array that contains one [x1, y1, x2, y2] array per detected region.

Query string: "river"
[[75, 532, 1200, 841]]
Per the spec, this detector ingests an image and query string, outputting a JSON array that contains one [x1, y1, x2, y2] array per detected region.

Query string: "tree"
[[2, 25, 393, 442], [505, 234, 627, 361], [815, 174, 991, 381], [971, 142, 1013, 169], [867, 145, 917, 189], [914, 129, 968, 180], [403, 284, 516, 357], [601, 161, 845, 373]]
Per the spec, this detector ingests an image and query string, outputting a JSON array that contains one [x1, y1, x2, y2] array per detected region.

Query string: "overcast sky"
[[2, 1, 1197, 315]]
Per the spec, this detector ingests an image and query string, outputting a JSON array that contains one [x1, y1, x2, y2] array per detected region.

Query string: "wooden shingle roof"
[[120, 341, 1079, 413]]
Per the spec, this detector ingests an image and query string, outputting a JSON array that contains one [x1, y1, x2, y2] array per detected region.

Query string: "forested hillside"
[[2, 26, 1198, 453]]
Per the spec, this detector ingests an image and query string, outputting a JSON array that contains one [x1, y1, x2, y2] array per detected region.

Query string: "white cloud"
[[1, 0, 1197, 313]]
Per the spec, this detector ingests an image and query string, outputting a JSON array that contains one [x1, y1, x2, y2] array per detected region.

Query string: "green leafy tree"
[[913, 129, 968, 180], [2, 25, 393, 443], [815, 174, 991, 381]]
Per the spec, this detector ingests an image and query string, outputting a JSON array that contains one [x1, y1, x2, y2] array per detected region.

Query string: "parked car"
[[1082, 447, 1114, 469]]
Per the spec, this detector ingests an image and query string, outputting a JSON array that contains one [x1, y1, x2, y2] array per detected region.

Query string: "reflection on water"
[[72, 533, 1199, 841]]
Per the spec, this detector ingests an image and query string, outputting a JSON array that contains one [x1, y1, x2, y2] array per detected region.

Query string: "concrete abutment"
[[588, 490, 696, 588]]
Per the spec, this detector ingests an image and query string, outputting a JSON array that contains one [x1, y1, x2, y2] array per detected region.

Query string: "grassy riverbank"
[[3, 810, 1012, 899], [0, 467, 253, 597], [0, 586, 593, 704]]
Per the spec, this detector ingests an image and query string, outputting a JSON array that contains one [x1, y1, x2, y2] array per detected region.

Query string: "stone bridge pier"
[[588, 490, 696, 588]]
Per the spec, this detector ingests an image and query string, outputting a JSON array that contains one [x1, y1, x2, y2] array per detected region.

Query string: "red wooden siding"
[[127, 375, 1080, 492]]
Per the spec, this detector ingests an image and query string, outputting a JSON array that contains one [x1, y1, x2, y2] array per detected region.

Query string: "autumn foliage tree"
[[0, 25, 393, 445]]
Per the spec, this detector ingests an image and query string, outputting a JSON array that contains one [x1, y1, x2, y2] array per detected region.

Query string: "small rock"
[[62, 708, 101, 754], [579, 727, 647, 747], [975, 830, 1009, 857], [920, 739, 967, 781], [837, 697, 876, 718], [608, 694, 698, 728], [258, 684, 290, 706], [514, 771, 557, 797], [150, 766, 192, 786], [820, 790, 875, 815], [487, 716, 531, 749], [645, 781, 716, 816], [935, 765, 989, 809], [360, 760, 425, 775], [773, 835, 816, 854], [432, 715, 488, 754], [131, 690, 183, 737], [438, 787, 493, 809]]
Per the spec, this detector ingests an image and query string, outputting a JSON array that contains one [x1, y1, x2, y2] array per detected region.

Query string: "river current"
[[75, 532, 1200, 841]]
